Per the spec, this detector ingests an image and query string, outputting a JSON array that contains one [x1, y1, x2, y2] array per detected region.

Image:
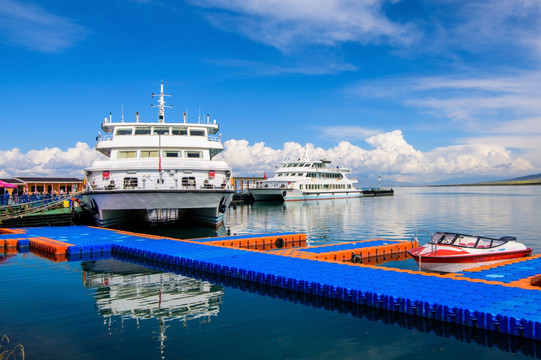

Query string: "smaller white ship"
[[249, 150, 362, 201]]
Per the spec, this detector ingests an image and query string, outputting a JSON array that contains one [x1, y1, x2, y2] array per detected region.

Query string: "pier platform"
[[2, 226, 540, 341], [361, 187, 394, 196]]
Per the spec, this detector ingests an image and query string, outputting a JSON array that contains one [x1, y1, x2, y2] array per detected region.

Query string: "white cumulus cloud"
[[0, 142, 104, 178], [223, 130, 533, 183], [0, 133, 533, 184]]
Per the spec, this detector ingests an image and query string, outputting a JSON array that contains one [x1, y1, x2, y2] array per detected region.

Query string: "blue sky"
[[1, 0, 541, 184]]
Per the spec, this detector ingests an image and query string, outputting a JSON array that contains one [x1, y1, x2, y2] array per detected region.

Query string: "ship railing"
[[208, 134, 222, 143], [98, 134, 113, 142], [89, 178, 231, 191], [0, 192, 84, 221]]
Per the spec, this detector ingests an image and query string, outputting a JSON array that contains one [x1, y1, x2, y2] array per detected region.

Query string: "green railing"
[[0, 192, 84, 222]]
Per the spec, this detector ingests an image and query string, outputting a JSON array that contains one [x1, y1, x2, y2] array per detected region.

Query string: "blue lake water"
[[1, 186, 540, 359]]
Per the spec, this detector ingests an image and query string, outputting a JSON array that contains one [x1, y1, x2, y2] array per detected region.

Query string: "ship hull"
[[83, 189, 233, 228], [250, 188, 362, 202]]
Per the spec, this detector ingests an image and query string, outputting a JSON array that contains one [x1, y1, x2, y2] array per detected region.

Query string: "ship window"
[[172, 128, 188, 135], [190, 129, 205, 136], [117, 151, 137, 158], [116, 128, 132, 136], [123, 177, 138, 189], [153, 128, 169, 135], [141, 151, 158, 158], [186, 151, 202, 158], [134, 128, 151, 135], [182, 177, 196, 187], [164, 151, 180, 158]]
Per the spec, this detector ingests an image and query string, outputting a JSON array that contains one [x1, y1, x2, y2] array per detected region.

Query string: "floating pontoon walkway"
[[2, 226, 540, 341]]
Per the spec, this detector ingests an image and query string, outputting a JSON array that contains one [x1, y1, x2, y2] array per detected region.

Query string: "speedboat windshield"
[[430, 232, 509, 249], [430, 232, 455, 244]]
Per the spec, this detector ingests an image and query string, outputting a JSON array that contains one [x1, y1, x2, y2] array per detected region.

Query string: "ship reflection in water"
[[81, 259, 224, 356], [79, 256, 541, 359]]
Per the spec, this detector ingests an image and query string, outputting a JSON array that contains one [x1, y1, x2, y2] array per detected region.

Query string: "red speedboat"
[[408, 231, 533, 273]]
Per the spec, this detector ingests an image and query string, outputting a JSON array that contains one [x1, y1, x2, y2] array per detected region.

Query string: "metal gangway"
[[0, 192, 84, 223]]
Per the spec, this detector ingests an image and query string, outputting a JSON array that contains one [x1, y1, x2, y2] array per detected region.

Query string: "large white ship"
[[83, 83, 233, 227], [249, 152, 362, 201]]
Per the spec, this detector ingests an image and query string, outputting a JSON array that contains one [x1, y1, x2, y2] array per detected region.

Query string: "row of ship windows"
[[281, 163, 327, 168], [115, 128, 206, 136], [299, 184, 352, 190], [117, 150, 204, 159], [277, 173, 343, 179], [122, 177, 197, 189]]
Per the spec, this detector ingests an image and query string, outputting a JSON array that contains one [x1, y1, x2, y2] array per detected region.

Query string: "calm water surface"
[[1, 186, 540, 359]]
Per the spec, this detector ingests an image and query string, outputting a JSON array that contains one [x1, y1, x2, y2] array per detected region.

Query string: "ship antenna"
[[121, 104, 124, 123], [151, 81, 172, 123]]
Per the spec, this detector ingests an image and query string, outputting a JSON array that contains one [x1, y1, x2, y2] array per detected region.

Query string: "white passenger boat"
[[249, 152, 362, 201], [83, 83, 233, 227]]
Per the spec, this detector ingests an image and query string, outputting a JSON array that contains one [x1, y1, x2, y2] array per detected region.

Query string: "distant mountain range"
[[428, 173, 541, 186], [480, 173, 541, 185], [354, 173, 541, 187]]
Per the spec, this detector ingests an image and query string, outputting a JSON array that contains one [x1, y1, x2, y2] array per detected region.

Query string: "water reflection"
[[227, 186, 541, 251], [81, 259, 224, 357], [99, 255, 541, 359], [0, 248, 17, 264]]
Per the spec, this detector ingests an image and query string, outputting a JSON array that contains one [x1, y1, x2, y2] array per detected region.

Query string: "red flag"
[[264, 172, 267, 179]]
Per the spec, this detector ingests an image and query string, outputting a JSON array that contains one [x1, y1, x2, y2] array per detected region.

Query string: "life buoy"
[[275, 237, 285, 248]]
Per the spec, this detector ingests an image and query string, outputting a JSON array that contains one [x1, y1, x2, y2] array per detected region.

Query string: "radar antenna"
[[151, 81, 172, 123]]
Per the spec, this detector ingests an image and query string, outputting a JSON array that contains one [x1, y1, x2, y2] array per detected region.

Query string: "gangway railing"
[[0, 192, 84, 223]]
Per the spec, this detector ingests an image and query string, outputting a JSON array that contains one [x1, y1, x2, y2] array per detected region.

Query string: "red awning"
[[0, 180, 17, 189]]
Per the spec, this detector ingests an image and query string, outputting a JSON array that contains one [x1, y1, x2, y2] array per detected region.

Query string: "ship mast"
[[151, 81, 172, 123]]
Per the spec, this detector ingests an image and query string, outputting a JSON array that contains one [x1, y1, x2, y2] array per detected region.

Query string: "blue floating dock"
[[457, 257, 541, 283], [2, 225, 540, 341]]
